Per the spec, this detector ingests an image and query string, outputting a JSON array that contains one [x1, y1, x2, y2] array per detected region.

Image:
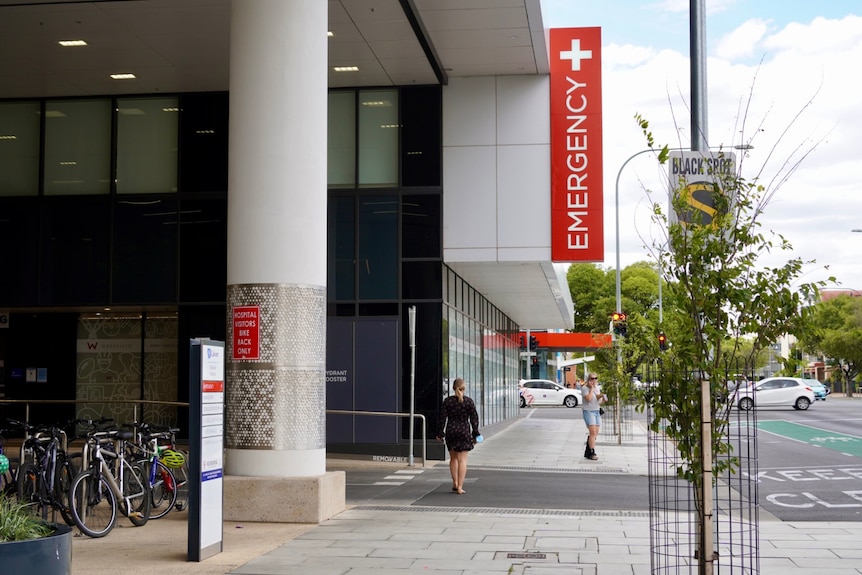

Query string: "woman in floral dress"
[[436, 378, 480, 494]]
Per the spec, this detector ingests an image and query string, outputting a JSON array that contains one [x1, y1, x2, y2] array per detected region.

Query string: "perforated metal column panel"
[[225, 283, 326, 451]]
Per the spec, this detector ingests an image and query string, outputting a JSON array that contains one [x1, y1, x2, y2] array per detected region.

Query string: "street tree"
[[798, 294, 862, 396], [567, 261, 663, 397], [637, 111, 832, 573]]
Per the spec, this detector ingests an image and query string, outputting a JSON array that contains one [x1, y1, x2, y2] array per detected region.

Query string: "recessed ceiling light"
[[59, 40, 87, 47], [0, 135, 17, 140], [118, 108, 145, 115], [110, 73, 136, 80], [362, 100, 391, 107], [333, 66, 359, 72], [162, 107, 179, 112]]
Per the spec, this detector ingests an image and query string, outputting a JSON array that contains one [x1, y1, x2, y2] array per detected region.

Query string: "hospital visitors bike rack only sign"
[[232, 305, 260, 360]]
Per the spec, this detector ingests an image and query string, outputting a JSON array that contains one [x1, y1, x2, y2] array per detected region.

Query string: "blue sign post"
[[188, 338, 225, 561]]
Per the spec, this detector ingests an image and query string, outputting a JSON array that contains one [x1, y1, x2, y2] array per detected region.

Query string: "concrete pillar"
[[223, 1, 340, 519]]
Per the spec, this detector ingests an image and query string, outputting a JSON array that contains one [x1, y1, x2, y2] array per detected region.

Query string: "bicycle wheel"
[[147, 459, 177, 520], [15, 462, 44, 516], [119, 461, 150, 526], [173, 458, 190, 512], [69, 469, 117, 538], [54, 454, 76, 526]]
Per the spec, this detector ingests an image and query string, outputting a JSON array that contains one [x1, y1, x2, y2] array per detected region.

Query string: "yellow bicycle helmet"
[[159, 449, 186, 469]]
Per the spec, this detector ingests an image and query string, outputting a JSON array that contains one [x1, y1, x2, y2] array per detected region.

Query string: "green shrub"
[[0, 493, 53, 542]]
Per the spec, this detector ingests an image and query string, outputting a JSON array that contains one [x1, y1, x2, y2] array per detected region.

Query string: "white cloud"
[[599, 14, 862, 292], [715, 18, 771, 59], [649, 0, 739, 16]]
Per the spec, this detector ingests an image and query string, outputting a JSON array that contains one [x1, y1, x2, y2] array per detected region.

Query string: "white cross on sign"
[[559, 38, 593, 71]]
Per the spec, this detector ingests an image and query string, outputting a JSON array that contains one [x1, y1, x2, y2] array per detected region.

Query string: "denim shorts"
[[583, 409, 601, 427]]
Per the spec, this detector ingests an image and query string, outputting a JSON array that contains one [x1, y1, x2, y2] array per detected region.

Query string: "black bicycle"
[[13, 419, 76, 526]]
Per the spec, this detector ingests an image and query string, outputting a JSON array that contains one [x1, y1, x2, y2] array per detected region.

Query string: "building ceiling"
[[0, 0, 571, 330], [0, 0, 548, 96]]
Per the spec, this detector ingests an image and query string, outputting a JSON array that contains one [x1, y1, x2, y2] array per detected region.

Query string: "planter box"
[[0, 523, 72, 575]]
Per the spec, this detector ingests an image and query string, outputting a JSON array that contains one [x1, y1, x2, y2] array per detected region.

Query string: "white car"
[[519, 379, 582, 408], [736, 377, 815, 411]]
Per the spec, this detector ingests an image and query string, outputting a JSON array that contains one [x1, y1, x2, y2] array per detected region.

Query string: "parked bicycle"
[[0, 423, 19, 496], [128, 422, 187, 519], [12, 419, 76, 525], [68, 426, 150, 538]]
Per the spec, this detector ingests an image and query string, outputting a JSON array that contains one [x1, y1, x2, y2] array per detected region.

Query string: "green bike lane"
[[757, 419, 862, 456]]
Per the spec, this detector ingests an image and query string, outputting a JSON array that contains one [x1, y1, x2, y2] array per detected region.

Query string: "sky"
[[539, 0, 862, 294]]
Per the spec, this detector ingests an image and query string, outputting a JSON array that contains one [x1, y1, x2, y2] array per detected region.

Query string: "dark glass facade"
[[0, 86, 520, 457]]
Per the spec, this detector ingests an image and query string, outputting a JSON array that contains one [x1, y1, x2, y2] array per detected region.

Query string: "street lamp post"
[[614, 148, 665, 317]]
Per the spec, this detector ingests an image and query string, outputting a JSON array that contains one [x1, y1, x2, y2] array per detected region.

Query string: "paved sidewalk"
[[70, 408, 862, 574]]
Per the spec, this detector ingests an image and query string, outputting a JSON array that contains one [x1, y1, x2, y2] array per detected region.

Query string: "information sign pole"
[[188, 338, 225, 562]]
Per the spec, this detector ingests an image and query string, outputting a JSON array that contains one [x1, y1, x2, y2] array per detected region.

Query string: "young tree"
[[637, 112, 832, 573], [799, 294, 862, 396]]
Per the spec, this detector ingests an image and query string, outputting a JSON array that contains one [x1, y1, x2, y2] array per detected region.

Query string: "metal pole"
[[658, 265, 663, 325], [616, 148, 664, 316], [690, 0, 708, 151], [408, 306, 416, 467]]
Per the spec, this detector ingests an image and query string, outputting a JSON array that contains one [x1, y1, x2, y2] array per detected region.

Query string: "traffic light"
[[611, 312, 627, 337], [529, 335, 538, 350], [658, 332, 668, 351], [519, 335, 526, 349]]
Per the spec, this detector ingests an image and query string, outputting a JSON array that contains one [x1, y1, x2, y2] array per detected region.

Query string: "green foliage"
[[639, 126, 832, 489], [567, 263, 611, 332], [799, 295, 862, 394], [0, 493, 53, 542], [777, 343, 806, 376], [566, 261, 665, 404]]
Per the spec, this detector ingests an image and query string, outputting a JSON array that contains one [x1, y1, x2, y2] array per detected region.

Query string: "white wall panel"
[[442, 75, 552, 264], [442, 77, 496, 147], [497, 144, 550, 252], [496, 75, 549, 146], [442, 145, 497, 250]]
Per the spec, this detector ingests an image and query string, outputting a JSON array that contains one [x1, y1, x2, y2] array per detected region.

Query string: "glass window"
[[402, 194, 440, 258], [0, 198, 39, 304], [402, 261, 441, 300], [401, 86, 441, 187], [0, 101, 40, 197], [112, 198, 178, 303], [116, 97, 179, 194], [328, 92, 356, 188], [328, 196, 355, 301], [357, 195, 397, 299], [40, 197, 110, 304], [358, 90, 398, 187], [44, 99, 112, 195], [179, 92, 229, 193], [179, 199, 227, 303]]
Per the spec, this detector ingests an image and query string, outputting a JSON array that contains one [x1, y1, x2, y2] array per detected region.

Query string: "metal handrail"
[[326, 409, 427, 467], [0, 399, 190, 425], [1, 400, 428, 467]]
